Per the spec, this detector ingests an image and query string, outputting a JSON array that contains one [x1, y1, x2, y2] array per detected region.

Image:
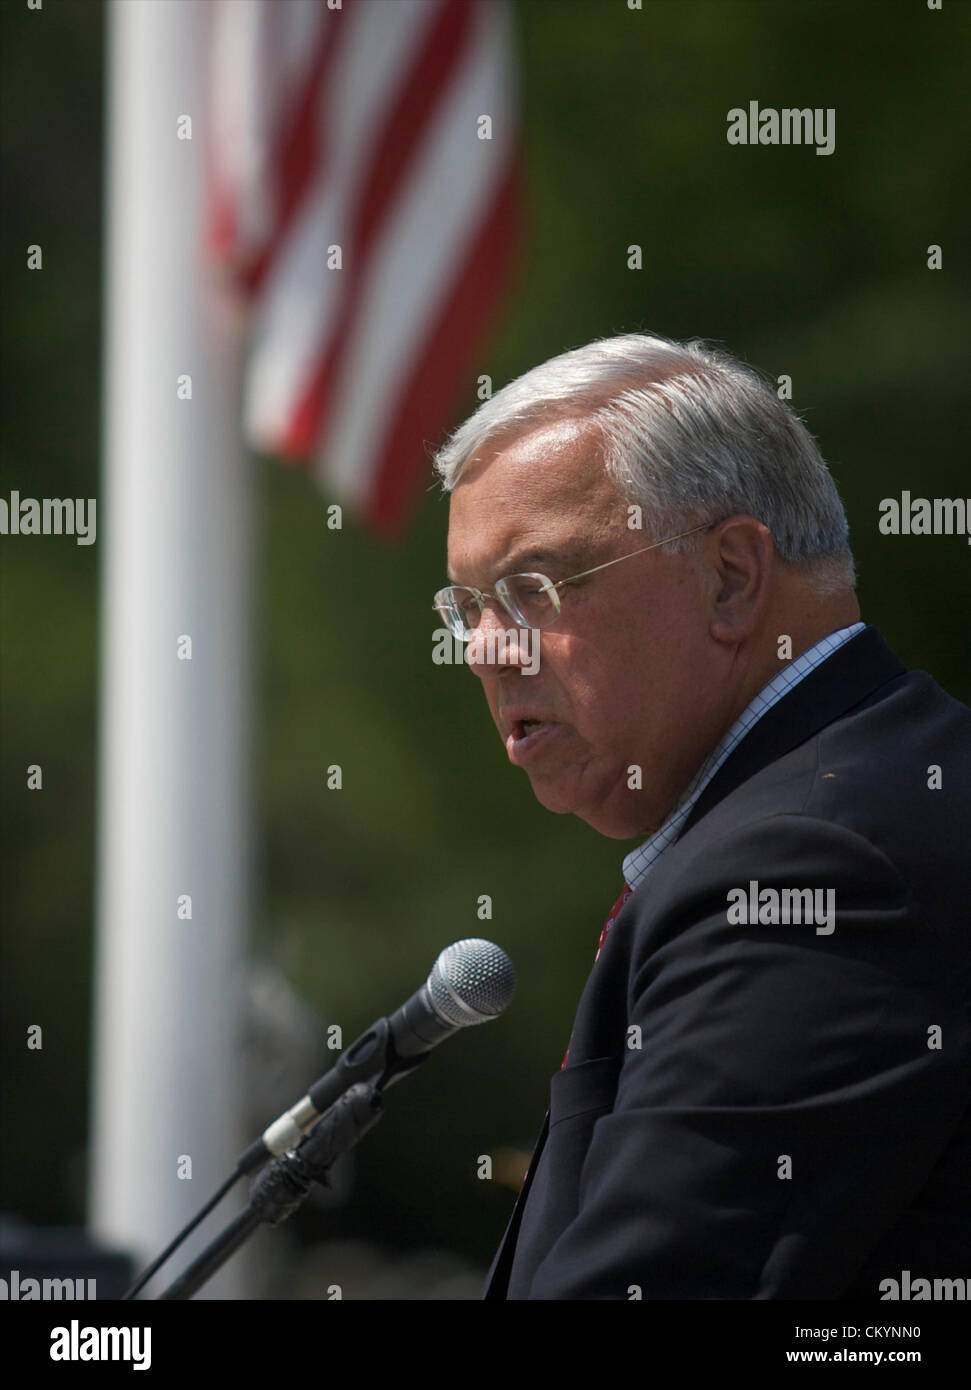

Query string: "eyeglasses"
[[433, 520, 720, 641]]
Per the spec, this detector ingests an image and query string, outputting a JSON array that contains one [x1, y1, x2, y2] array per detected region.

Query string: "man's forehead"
[[456, 414, 599, 490], [445, 417, 621, 581]]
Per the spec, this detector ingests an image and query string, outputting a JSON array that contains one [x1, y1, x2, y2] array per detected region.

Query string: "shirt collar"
[[622, 622, 866, 891]]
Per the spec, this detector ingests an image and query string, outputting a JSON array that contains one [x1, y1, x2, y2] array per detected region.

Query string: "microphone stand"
[[128, 1029, 435, 1300], [157, 1082, 384, 1300], [128, 939, 514, 1300]]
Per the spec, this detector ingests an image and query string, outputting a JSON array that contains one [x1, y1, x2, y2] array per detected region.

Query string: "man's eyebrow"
[[447, 546, 580, 585]]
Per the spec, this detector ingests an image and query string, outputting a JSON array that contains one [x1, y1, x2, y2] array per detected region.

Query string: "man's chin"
[[526, 777, 577, 817], [527, 777, 650, 840], [576, 810, 656, 840]]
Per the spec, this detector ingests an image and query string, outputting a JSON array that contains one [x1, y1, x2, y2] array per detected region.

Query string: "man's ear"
[[707, 517, 774, 645]]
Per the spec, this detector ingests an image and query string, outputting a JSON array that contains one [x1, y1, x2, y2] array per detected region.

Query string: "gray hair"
[[433, 331, 855, 593]]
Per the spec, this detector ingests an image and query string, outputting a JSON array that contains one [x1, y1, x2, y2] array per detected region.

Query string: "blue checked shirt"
[[621, 622, 866, 891]]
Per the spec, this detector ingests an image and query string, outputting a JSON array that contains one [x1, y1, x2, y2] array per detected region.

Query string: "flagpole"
[[90, 0, 252, 1296]]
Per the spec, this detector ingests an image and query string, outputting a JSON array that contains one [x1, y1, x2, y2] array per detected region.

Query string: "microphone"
[[387, 937, 516, 1055], [236, 938, 514, 1174]]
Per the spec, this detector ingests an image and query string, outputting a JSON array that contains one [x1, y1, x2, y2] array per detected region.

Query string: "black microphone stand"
[[157, 1082, 384, 1300]]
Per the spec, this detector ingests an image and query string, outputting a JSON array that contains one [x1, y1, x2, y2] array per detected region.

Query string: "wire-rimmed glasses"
[[433, 520, 720, 641]]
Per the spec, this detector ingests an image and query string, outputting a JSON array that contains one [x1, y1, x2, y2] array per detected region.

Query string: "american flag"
[[206, 0, 521, 533]]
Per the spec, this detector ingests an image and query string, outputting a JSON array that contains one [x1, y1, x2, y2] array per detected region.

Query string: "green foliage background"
[[2, 0, 968, 1281]]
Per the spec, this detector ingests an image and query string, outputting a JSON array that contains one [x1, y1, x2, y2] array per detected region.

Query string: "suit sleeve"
[[527, 813, 971, 1299]]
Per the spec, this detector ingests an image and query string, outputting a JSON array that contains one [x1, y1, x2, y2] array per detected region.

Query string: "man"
[[432, 331, 971, 1300]]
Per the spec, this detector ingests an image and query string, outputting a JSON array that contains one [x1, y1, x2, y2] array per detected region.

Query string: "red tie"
[[561, 882, 632, 1070]]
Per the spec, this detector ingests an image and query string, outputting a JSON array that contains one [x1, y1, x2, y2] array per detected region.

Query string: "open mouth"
[[506, 717, 561, 765], [516, 718, 546, 739]]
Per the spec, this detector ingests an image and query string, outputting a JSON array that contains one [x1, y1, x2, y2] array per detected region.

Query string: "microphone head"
[[427, 939, 515, 1027]]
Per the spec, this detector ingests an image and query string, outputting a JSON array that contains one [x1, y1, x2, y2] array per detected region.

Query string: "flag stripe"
[[240, 11, 345, 294], [242, 0, 439, 447], [208, 0, 521, 532], [318, 0, 518, 510], [279, 0, 476, 455], [366, 152, 521, 533]]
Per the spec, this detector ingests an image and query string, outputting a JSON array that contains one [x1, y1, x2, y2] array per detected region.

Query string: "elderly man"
[[432, 332, 971, 1300]]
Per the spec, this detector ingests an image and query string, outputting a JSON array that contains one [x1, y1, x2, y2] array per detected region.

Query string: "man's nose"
[[465, 602, 532, 679]]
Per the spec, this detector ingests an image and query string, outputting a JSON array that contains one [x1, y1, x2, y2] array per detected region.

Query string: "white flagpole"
[[90, 0, 252, 1296]]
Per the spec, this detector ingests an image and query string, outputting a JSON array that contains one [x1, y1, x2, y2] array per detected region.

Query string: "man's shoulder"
[[699, 661, 969, 843], [623, 656, 970, 976], [671, 632, 968, 859], [678, 627, 970, 838]]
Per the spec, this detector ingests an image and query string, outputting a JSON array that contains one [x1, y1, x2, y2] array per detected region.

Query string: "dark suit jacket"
[[483, 625, 971, 1299]]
